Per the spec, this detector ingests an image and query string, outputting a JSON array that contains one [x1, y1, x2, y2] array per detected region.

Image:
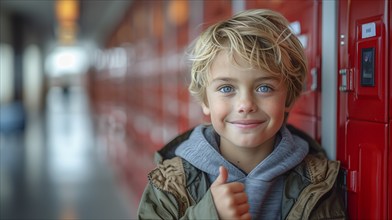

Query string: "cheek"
[[262, 96, 287, 120], [270, 107, 286, 122], [277, 108, 288, 123], [209, 101, 230, 119]]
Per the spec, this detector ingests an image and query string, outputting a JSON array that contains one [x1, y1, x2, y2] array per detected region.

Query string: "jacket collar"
[[154, 128, 195, 164]]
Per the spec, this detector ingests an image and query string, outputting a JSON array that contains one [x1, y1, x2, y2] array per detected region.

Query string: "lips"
[[229, 119, 265, 128]]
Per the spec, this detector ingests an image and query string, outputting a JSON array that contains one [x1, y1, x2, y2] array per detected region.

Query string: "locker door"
[[337, 0, 389, 219], [345, 120, 388, 219], [348, 17, 387, 122]]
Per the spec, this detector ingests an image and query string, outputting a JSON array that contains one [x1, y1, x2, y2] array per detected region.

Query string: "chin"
[[234, 140, 262, 148]]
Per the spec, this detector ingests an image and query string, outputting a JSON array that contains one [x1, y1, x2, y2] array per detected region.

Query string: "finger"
[[225, 181, 245, 193], [227, 203, 250, 220], [239, 212, 252, 220], [236, 202, 250, 214], [211, 166, 228, 186], [232, 192, 248, 204]]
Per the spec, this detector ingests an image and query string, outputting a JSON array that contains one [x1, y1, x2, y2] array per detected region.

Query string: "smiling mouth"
[[229, 120, 265, 128]]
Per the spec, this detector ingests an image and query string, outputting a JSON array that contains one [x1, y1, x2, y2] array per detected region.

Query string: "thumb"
[[212, 166, 228, 186]]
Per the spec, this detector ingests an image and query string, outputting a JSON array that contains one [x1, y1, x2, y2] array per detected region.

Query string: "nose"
[[237, 93, 257, 114]]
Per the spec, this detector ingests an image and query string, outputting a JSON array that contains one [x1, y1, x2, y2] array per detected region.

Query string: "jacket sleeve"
[[180, 189, 219, 219], [138, 183, 219, 220], [138, 182, 178, 219]]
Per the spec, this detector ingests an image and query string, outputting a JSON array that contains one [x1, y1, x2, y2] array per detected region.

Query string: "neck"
[[220, 136, 276, 174]]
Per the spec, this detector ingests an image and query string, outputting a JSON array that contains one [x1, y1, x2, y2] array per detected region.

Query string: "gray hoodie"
[[175, 124, 309, 220]]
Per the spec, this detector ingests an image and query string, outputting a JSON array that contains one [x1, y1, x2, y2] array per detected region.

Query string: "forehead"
[[209, 50, 278, 79], [211, 50, 250, 69]]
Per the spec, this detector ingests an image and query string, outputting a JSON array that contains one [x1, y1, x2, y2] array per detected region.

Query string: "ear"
[[201, 102, 211, 116]]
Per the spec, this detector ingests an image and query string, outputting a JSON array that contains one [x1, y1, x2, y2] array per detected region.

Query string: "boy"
[[138, 9, 346, 219]]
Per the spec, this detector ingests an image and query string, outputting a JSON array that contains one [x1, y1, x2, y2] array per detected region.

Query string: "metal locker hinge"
[[339, 68, 354, 92]]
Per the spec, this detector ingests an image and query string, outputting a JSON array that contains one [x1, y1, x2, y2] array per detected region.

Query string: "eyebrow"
[[211, 77, 236, 83], [211, 76, 279, 84]]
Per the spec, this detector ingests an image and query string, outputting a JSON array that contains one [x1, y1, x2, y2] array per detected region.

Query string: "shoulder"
[[284, 154, 340, 200], [145, 157, 191, 216], [148, 156, 207, 196], [303, 154, 340, 184], [139, 157, 190, 219], [281, 125, 346, 219], [284, 155, 345, 219], [147, 156, 210, 216], [287, 153, 341, 199], [284, 124, 340, 186], [148, 157, 187, 193]]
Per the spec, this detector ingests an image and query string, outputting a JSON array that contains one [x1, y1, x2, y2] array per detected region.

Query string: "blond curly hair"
[[188, 9, 307, 107]]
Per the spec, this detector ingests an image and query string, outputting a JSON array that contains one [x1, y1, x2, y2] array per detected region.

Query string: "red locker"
[[345, 120, 388, 219], [348, 17, 388, 122], [337, 0, 390, 219]]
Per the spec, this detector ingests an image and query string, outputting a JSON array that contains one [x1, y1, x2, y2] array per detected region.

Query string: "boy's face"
[[202, 51, 289, 150]]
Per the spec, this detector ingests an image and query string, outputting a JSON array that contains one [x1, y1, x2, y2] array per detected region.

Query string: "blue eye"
[[218, 86, 234, 93], [257, 85, 272, 93]]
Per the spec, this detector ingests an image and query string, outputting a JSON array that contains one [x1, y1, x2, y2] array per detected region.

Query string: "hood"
[[174, 124, 309, 182]]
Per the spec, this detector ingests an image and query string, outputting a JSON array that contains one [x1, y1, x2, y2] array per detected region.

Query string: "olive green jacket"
[[138, 125, 346, 219]]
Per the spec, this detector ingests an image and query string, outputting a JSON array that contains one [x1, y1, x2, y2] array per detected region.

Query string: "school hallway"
[[0, 86, 137, 220]]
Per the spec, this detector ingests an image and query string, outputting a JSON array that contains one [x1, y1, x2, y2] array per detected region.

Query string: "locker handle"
[[310, 68, 318, 91], [339, 68, 354, 92]]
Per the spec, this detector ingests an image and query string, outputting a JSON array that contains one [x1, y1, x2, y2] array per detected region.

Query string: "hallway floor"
[[0, 86, 136, 219]]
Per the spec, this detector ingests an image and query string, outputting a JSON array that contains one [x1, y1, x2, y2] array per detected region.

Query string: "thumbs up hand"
[[210, 166, 251, 220]]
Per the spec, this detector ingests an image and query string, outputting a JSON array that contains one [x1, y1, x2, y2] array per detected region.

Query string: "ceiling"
[[0, 0, 132, 47]]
